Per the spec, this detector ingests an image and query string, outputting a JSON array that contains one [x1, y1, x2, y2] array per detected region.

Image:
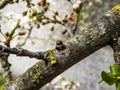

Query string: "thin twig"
[[42, 0, 46, 6], [0, 0, 11, 9], [16, 27, 33, 48], [43, 16, 65, 26], [0, 44, 45, 59]]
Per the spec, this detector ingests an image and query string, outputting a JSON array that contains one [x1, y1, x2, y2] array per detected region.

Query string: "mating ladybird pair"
[[56, 40, 66, 51]]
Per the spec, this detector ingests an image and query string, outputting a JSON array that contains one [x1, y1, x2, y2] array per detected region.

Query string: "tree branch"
[[3, 5, 120, 90], [110, 38, 120, 66], [0, 0, 10, 9], [0, 45, 45, 59]]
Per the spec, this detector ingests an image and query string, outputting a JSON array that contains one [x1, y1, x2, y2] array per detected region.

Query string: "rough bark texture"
[[110, 37, 120, 66], [0, 45, 45, 59], [3, 5, 120, 90]]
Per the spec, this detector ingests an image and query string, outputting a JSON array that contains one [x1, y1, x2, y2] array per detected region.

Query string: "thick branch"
[[110, 38, 120, 66], [0, 45, 45, 59], [3, 5, 120, 90], [0, 0, 10, 9]]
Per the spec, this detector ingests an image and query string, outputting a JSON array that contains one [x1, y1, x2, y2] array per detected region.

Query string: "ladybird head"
[[56, 40, 63, 45]]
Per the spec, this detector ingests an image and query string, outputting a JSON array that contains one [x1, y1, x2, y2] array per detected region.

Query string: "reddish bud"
[[62, 18, 68, 23], [19, 30, 26, 36], [54, 11, 58, 16], [22, 11, 27, 16], [37, 24, 40, 29], [38, 1, 42, 6], [43, 6, 48, 12]]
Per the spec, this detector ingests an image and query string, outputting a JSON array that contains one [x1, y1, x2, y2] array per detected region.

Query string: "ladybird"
[[56, 40, 66, 51]]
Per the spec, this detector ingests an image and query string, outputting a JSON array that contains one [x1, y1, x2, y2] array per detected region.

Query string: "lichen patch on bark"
[[110, 4, 120, 15], [45, 49, 57, 65]]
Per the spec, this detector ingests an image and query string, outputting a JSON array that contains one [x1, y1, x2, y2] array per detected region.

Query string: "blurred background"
[[0, 0, 120, 90]]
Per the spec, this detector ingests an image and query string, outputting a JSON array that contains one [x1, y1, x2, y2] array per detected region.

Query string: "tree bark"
[[3, 5, 120, 90]]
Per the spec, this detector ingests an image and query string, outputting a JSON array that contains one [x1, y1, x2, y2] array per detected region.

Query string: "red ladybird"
[[56, 40, 66, 51]]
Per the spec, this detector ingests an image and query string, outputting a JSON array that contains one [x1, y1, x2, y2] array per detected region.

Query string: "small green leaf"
[[0, 76, 5, 85], [16, 42, 25, 48], [29, 15, 34, 19], [0, 73, 5, 85], [116, 80, 120, 90], [101, 71, 118, 85], [9, 25, 18, 38], [110, 64, 120, 76], [31, 3, 35, 6]]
